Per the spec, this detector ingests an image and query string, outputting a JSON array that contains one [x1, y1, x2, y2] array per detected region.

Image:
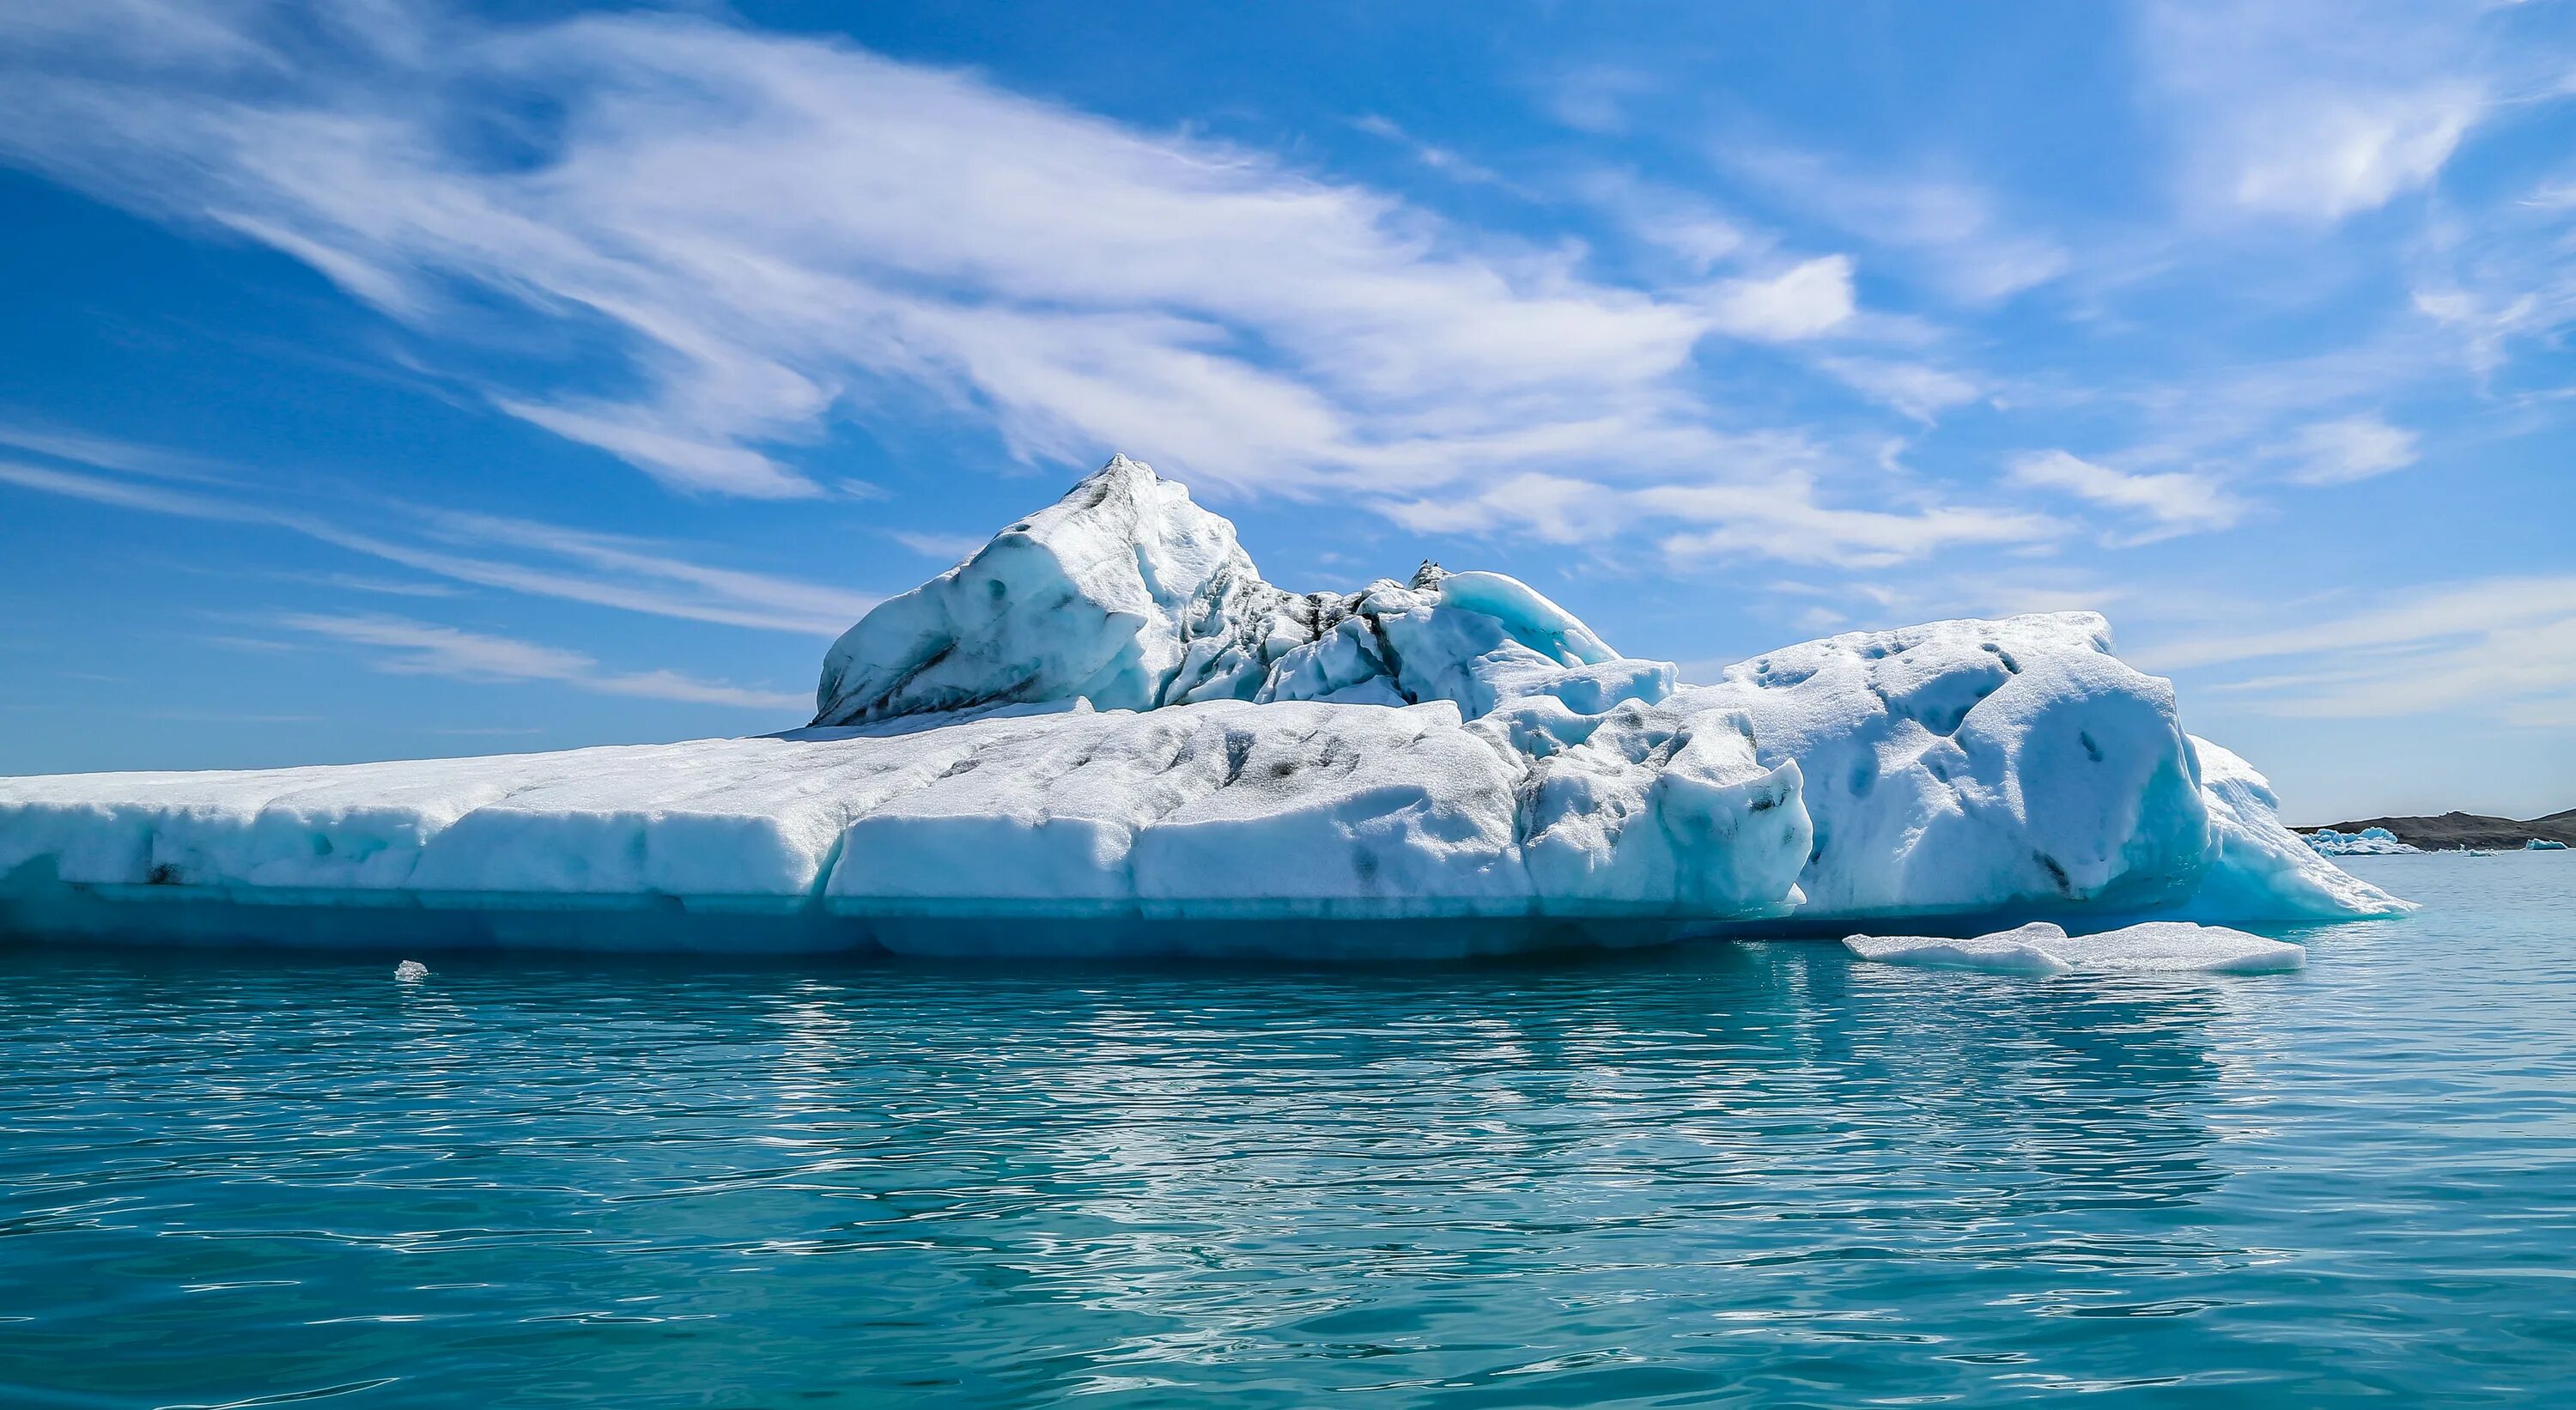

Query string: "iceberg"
[[2530, 839, 2570, 851], [2304, 826, 2421, 856], [1844, 920, 2306, 976], [0, 455, 2409, 957]]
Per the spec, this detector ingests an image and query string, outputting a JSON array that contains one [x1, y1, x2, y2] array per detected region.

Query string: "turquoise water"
[[4, 854, 2573, 1407]]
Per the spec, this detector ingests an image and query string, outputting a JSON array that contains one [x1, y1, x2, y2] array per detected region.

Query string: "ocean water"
[[3, 854, 2572, 1407]]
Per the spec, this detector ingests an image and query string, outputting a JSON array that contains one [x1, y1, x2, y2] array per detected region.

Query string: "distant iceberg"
[[2304, 826, 2421, 856], [1845, 921, 2306, 976], [2530, 839, 2570, 851], [0, 455, 2409, 957]]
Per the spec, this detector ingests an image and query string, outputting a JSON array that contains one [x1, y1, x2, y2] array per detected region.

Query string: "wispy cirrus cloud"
[[1352, 114, 1510, 189], [1810, 356, 1983, 423], [1701, 256, 1856, 342], [2135, 0, 2529, 223], [2142, 574, 2576, 727], [1718, 142, 2071, 305], [0, 422, 234, 483], [0, 453, 875, 636], [0, 3, 1702, 504], [273, 612, 805, 709], [0, 435, 820, 714], [2287, 415, 2420, 484], [887, 530, 985, 563], [2008, 450, 2245, 542], [1375, 451, 2061, 568], [0, 0, 2046, 563]]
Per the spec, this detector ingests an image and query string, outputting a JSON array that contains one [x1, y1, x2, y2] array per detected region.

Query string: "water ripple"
[[0, 854, 2571, 1406]]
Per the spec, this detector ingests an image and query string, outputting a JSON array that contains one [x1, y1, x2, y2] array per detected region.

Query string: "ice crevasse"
[[0, 455, 2409, 957]]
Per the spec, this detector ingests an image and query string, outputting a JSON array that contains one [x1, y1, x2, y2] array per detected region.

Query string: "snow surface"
[[1846, 921, 2306, 975], [2305, 826, 2421, 856], [0, 455, 2409, 957]]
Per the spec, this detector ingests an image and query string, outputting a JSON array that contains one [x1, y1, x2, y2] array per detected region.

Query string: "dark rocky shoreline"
[[2302, 809, 2576, 851]]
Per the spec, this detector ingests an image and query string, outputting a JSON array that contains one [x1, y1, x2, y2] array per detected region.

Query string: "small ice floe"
[[2529, 839, 2569, 851], [1844, 920, 2304, 977], [393, 959, 429, 982], [1844, 922, 2076, 975]]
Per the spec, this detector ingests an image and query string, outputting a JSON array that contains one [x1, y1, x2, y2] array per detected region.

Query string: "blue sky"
[[1, 0, 2571, 823]]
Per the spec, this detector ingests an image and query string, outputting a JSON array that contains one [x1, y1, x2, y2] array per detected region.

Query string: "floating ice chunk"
[[1844, 922, 2074, 975], [2529, 839, 2569, 851], [2046, 921, 2306, 973], [2304, 825, 2421, 856], [393, 959, 428, 981], [1844, 920, 2304, 975]]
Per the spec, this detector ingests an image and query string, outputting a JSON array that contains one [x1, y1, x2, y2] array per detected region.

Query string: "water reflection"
[[6, 917, 2563, 1407]]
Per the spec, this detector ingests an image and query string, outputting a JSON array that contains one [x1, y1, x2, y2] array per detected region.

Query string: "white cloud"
[[2138, 0, 2503, 223], [1813, 356, 1981, 422], [1375, 458, 2059, 568], [269, 570, 459, 599], [2412, 283, 2553, 374], [275, 611, 805, 709], [0, 2, 2130, 566], [2008, 449, 2245, 539], [410, 510, 880, 633], [1704, 256, 1856, 342], [1643, 478, 2058, 568], [497, 403, 819, 501], [2143, 575, 2576, 725], [2152, 576, 2576, 669], [1353, 114, 1506, 187], [1543, 64, 1657, 135], [2228, 89, 2479, 220], [0, 3, 1763, 506], [0, 457, 876, 635], [2289, 415, 2419, 483], [1376, 471, 1632, 545], [1719, 143, 2069, 304], [888, 529, 985, 562], [1575, 170, 1762, 274], [0, 422, 233, 483]]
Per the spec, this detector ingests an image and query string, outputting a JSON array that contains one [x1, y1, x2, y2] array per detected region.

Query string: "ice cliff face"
[[0, 455, 2408, 957]]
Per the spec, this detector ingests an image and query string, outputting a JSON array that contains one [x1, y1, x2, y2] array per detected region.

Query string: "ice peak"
[[814, 455, 1254, 725], [813, 458, 1662, 727], [1061, 451, 1162, 508]]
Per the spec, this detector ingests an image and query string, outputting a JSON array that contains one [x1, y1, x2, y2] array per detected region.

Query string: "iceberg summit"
[[0, 456, 2407, 957]]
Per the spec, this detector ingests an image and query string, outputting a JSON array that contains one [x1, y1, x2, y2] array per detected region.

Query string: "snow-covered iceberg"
[[1844, 921, 2307, 976], [0, 455, 2408, 957]]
